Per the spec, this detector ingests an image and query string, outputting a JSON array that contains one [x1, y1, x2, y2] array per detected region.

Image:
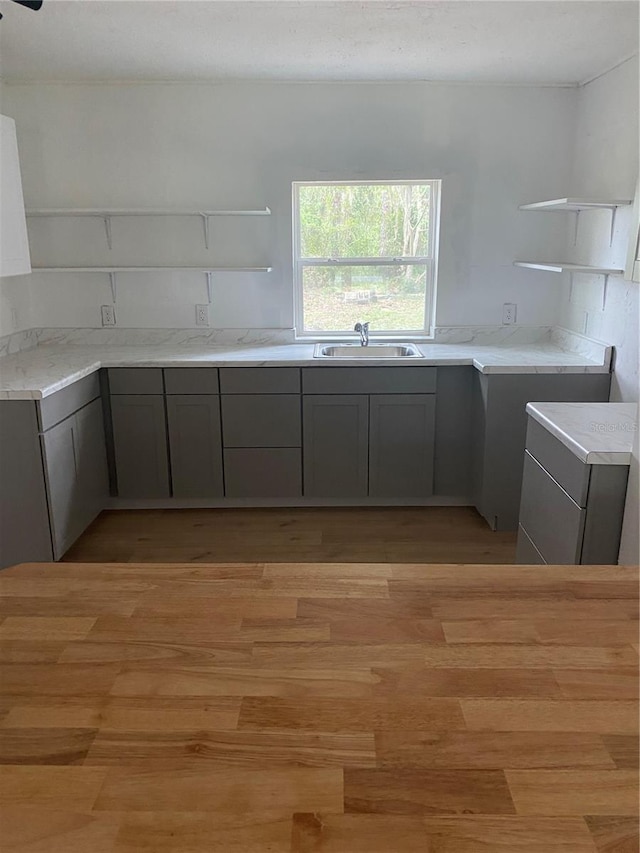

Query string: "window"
[[293, 180, 440, 338]]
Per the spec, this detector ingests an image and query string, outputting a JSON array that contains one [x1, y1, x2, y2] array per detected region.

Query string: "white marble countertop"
[[0, 340, 611, 401], [526, 402, 638, 465]]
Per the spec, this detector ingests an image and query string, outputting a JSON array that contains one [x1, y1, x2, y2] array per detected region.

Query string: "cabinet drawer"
[[224, 448, 302, 498], [525, 416, 591, 506], [302, 367, 436, 395], [108, 368, 164, 395], [221, 395, 301, 447], [164, 368, 219, 395], [38, 373, 100, 431], [219, 368, 300, 394], [515, 524, 547, 564], [519, 451, 585, 564]]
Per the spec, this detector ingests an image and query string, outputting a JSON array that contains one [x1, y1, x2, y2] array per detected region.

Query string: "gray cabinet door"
[[74, 398, 109, 530], [41, 415, 81, 559], [110, 395, 170, 498], [369, 394, 435, 498], [303, 395, 369, 497], [166, 395, 223, 498]]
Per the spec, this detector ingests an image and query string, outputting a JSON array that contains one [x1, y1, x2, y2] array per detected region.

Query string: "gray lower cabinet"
[[110, 394, 170, 498], [472, 372, 611, 531], [166, 395, 223, 498], [0, 401, 54, 567], [369, 394, 436, 498], [303, 395, 370, 497], [516, 415, 629, 564], [40, 398, 109, 559]]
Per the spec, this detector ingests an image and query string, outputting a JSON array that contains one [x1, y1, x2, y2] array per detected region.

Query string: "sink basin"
[[314, 343, 423, 358]]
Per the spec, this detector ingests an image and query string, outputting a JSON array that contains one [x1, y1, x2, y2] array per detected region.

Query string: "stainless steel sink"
[[314, 343, 423, 358]]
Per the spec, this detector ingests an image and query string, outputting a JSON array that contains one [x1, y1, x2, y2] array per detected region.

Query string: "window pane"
[[302, 265, 428, 332], [299, 183, 431, 258]]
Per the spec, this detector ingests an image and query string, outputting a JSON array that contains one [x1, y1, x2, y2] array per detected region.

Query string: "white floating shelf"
[[32, 266, 272, 273], [26, 208, 271, 216], [519, 198, 631, 212], [514, 261, 624, 275]]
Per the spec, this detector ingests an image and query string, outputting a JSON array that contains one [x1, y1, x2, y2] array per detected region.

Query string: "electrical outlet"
[[502, 302, 517, 325], [195, 304, 209, 327], [101, 305, 116, 326]]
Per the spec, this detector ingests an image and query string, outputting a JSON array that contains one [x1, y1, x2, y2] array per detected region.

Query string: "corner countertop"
[[526, 402, 638, 465], [0, 340, 611, 401]]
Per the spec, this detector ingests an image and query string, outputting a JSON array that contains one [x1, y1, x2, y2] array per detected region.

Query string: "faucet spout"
[[354, 321, 370, 346]]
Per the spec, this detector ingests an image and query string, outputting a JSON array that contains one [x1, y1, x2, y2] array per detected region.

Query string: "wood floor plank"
[[250, 642, 427, 668], [113, 812, 292, 852], [110, 666, 377, 698], [430, 598, 639, 621], [422, 645, 638, 669], [601, 735, 640, 769], [328, 616, 445, 643], [372, 665, 561, 698], [85, 729, 376, 769], [238, 696, 465, 732], [442, 620, 539, 645], [59, 640, 254, 668], [0, 727, 97, 765], [505, 770, 639, 816], [535, 620, 640, 646], [344, 768, 516, 815], [86, 615, 243, 643], [374, 731, 616, 770], [585, 816, 640, 852], [94, 766, 344, 815], [0, 641, 67, 663], [1, 697, 241, 731], [0, 617, 97, 641], [0, 765, 107, 809], [297, 597, 435, 620], [462, 700, 639, 734], [0, 663, 122, 696], [0, 806, 120, 853], [134, 594, 299, 619], [553, 668, 640, 699], [291, 814, 599, 852], [239, 618, 331, 642]]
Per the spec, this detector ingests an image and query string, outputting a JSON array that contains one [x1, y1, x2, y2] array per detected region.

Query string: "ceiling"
[[0, 0, 637, 85]]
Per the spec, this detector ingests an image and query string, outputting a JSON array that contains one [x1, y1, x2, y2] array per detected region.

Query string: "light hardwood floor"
[[0, 560, 637, 851], [63, 506, 518, 564]]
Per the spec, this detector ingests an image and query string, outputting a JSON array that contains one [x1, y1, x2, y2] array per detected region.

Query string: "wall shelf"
[[25, 207, 272, 249], [519, 198, 632, 246], [514, 261, 623, 275], [32, 266, 272, 304], [518, 198, 631, 212]]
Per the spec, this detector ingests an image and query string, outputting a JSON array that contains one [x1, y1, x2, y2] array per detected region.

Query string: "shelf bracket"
[[109, 272, 117, 303], [205, 271, 213, 304], [103, 216, 113, 250], [568, 272, 574, 303], [200, 214, 210, 249], [609, 206, 618, 247], [572, 210, 580, 246], [601, 273, 610, 310]]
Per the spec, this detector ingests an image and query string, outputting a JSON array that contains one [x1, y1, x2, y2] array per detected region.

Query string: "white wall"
[[556, 56, 639, 563], [2, 80, 576, 332]]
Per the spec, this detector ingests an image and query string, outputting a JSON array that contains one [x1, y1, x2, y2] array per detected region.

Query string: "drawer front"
[[38, 373, 101, 432], [525, 416, 591, 506], [164, 368, 219, 395], [519, 450, 585, 564], [108, 368, 164, 395], [219, 368, 300, 394], [221, 395, 301, 448], [224, 448, 302, 498], [515, 524, 547, 565], [302, 367, 436, 395]]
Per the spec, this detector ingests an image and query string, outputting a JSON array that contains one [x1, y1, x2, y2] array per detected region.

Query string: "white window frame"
[[293, 179, 441, 340]]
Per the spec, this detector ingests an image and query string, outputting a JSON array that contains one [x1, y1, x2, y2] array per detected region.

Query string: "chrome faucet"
[[354, 321, 370, 347]]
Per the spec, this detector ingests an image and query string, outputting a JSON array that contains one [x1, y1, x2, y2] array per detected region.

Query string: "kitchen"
[[0, 1, 638, 849]]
